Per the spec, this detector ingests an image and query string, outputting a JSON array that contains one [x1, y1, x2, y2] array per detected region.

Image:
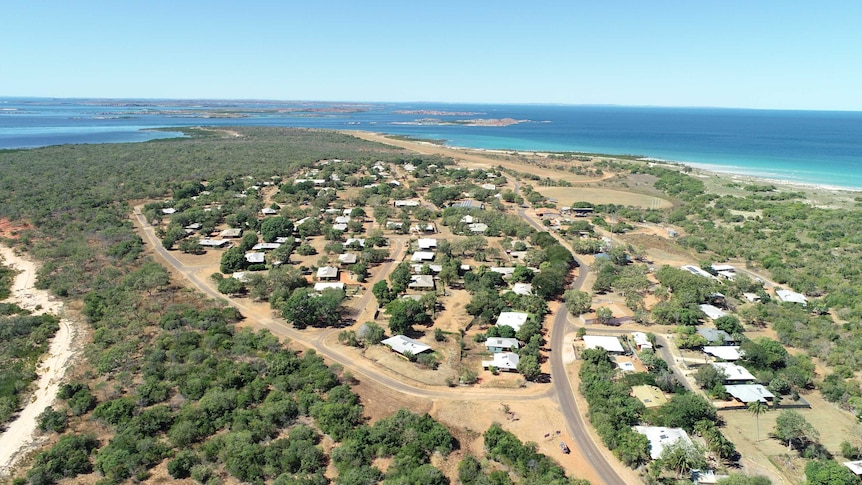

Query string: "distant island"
[[394, 110, 483, 116], [393, 117, 532, 127]]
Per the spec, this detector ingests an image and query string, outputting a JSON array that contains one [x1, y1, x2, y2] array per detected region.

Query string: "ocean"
[[2, 98, 862, 190]]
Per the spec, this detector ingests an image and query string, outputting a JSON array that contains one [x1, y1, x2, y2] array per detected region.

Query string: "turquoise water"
[[2, 99, 861, 189]]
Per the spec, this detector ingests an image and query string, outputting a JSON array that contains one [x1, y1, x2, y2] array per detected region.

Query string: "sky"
[[2, 1, 861, 110]]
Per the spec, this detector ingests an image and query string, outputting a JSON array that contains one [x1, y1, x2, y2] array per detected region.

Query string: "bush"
[[37, 406, 68, 433]]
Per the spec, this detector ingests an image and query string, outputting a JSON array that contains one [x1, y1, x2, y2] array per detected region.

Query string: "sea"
[[2, 97, 862, 190]]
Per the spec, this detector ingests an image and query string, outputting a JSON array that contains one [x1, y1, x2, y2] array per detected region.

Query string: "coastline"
[[348, 130, 862, 201]]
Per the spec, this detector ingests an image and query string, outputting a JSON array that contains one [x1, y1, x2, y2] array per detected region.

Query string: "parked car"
[[559, 442, 570, 454]]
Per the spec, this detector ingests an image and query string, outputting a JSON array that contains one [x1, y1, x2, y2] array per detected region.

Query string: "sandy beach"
[[0, 246, 79, 477]]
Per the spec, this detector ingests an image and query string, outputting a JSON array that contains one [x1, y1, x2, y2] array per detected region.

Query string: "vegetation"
[[0, 312, 60, 426]]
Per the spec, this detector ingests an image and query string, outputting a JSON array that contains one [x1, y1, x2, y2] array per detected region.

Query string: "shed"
[[703, 346, 742, 361], [632, 332, 653, 350], [244, 252, 266, 264]]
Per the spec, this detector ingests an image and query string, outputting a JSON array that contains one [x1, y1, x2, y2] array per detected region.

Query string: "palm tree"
[[748, 400, 768, 441]]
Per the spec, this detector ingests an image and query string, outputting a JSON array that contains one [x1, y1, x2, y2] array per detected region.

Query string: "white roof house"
[[394, 199, 421, 207], [713, 362, 755, 382], [512, 283, 532, 295], [776, 289, 807, 306], [844, 460, 862, 476], [703, 346, 742, 361], [331, 223, 348, 231], [261, 207, 279, 215], [408, 274, 435, 290], [711, 264, 735, 273], [334, 215, 351, 224], [199, 239, 231, 248], [244, 252, 266, 264], [699, 304, 727, 320], [468, 222, 489, 233], [632, 332, 653, 350], [417, 238, 437, 250], [161, 207, 176, 214], [583, 335, 626, 354], [482, 352, 520, 371], [411, 264, 442, 273], [460, 215, 475, 224], [252, 242, 281, 251], [345, 238, 366, 248], [411, 251, 435, 262], [317, 266, 339, 280], [382, 335, 431, 355], [338, 253, 358, 265], [484, 337, 520, 353], [725, 384, 775, 403], [495, 312, 529, 332], [743, 292, 762, 303], [681, 265, 717, 280], [489, 267, 516, 277], [220, 228, 243, 238], [314, 282, 345, 292], [634, 426, 693, 460]]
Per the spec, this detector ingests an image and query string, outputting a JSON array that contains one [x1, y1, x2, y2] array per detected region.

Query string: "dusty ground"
[[0, 246, 83, 477], [537, 186, 672, 210]]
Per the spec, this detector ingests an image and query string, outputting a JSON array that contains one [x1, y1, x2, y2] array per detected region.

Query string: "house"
[[489, 267, 516, 277], [460, 215, 475, 224], [244, 252, 266, 264], [713, 362, 756, 382], [512, 283, 532, 296], [331, 223, 348, 231], [697, 328, 735, 345], [411, 264, 442, 273], [382, 335, 431, 356], [314, 282, 345, 292], [712, 264, 736, 280], [408, 274, 435, 290], [724, 384, 775, 404], [776, 289, 807, 306], [417, 238, 437, 250], [394, 199, 421, 208], [495, 312, 529, 332], [387, 180, 401, 187], [481, 183, 496, 191], [252, 242, 281, 251], [334, 215, 351, 224], [184, 222, 202, 231], [572, 207, 594, 217], [681, 265, 717, 280], [410, 223, 436, 233], [386, 221, 404, 230], [317, 266, 339, 280], [338, 253, 358, 265], [843, 461, 862, 477], [199, 239, 231, 248], [631, 385, 668, 409], [411, 251, 435, 262], [467, 222, 489, 233], [703, 346, 742, 361], [583, 335, 625, 354], [161, 207, 176, 214], [454, 199, 485, 210], [634, 426, 693, 460], [699, 304, 727, 320], [485, 337, 520, 353], [345, 238, 366, 248], [232, 272, 251, 283], [219, 228, 243, 238], [261, 207, 279, 215], [632, 332, 653, 350], [743, 292, 762, 303], [482, 352, 520, 372]]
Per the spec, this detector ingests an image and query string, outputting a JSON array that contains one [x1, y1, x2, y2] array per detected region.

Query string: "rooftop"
[[314, 282, 345, 292], [495, 312, 529, 331], [703, 346, 742, 361], [317, 266, 339, 279], [583, 335, 625, 353], [512, 283, 532, 295], [482, 351, 520, 370], [634, 426, 693, 460], [713, 362, 756, 382], [631, 385, 668, 408], [382, 335, 431, 355], [725, 384, 775, 403], [699, 304, 727, 320]]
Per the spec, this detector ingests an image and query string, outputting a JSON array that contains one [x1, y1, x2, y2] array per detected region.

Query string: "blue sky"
[[3, 1, 861, 110]]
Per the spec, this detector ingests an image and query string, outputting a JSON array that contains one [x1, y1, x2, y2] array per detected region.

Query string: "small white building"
[[244, 252, 266, 264], [632, 332, 653, 350], [338, 253, 358, 265], [843, 460, 862, 477], [776, 289, 807, 306], [408, 274, 435, 290], [485, 337, 520, 353], [252, 242, 281, 251], [314, 282, 345, 292], [713, 362, 755, 382], [512, 283, 532, 296], [703, 346, 742, 361], [394, 200, 421, 208], [345, 238, 366, 248], [583, 335, 625, 354], [681, 265, 717, 280], [411, 251, 435, 262], [220, 228, 243, 238], [699, 304, 727, 320], [382, 335, 431, 355], [261, 207, 279, 215], [199, 239, 230, 248], [331, 223, 348, 231], [634, 426, 693, 460], [482, 352, 520, 372], [317, 266, 339, 280], [468, 222, 489, 233], [489, 267, 516, 277], [725, 384, 775, 404], [495, 312, 529, 332], [417, 238, 437, 250]]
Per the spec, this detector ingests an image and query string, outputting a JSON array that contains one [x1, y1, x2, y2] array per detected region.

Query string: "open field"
[[536, 186, 673, 209]]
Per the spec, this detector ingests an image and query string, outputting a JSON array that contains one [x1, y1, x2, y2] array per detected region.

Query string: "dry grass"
[[537, 186, 672, 209]]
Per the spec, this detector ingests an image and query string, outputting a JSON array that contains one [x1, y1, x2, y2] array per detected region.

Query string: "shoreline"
[[349, 130, 862, 197]]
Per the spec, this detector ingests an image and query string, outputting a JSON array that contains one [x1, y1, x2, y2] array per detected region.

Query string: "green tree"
[[260, 216, 292, 242], [516, 354, 541, 381], [220, 246, 246, 273], [564, 289, 592, 315], [385, 298, 430, 335], [804, 459, 858, 485], [747, 400, 768, 442], [774, 410, 819, 450], [660, 440, 707, 479], [596, 306, 613, 325]]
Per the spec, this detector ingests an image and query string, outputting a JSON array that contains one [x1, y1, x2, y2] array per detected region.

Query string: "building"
[[703, 346, 742, 361], [495, 312, 529, 332], [454, 199, 485, 210], [417, 238, 437, 250], [199, 239, 231, 248], [317, 266, 339, 280], [460, 215, 475, 224], [631, 385, 668, 408], [634, 426, 693, 460], [314, 282, 345, 292], [261, 207, 279, 215], [697, 328, 735, 345], [331, 223, 348, 231], [338, 253, 358, 265], [382, 335, 431, 355], [632, 332, 653, 350], [219, 228, 243, 238], [698, 304, 727, 320], [161, 207, 176, 214], [583, 335, 625, 354], [843, 461, 862, 477], [334, 215, 351, 224], [394, 199, 421, 208], [467, 222, 489, 233], [345, 238, 366, 248], [512, 283, 532, 296], [724, 384, 775, 404], [776, 289, 807, 306], [244, 252, 266, 264], [252, 242, 281, 251], [713, 362, 756, 383], [411, 251, 435, 262], [408, 274, 435, 290], [489, 267, 516, 277], [681, 265, 717, 280], [482, 352, 520, 372], [485, 337, 520, 353], [411, 264, 442, 273]]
